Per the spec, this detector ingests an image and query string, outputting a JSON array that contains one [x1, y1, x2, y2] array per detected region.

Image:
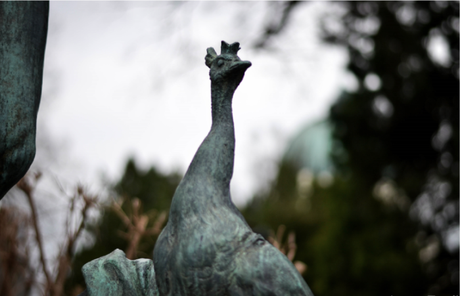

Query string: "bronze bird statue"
[[153, 41, 314, 296]]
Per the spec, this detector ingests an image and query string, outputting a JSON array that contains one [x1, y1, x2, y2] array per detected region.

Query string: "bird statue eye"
[[255, 237, 265, 246], [217, 59, 224, 67]]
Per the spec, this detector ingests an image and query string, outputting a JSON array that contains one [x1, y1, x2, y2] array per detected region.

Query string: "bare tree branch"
[[253, 1, 302, 49], [112, 198, 167, 259], [17, 175, 53, 293], [52, 186, 97, 296], [15, 174, 99, 296]]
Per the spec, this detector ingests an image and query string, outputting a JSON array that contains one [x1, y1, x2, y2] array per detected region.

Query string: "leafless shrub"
[[1, 172, 100, 296]]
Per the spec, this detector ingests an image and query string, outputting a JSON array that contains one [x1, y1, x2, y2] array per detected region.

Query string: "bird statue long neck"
[[177, 75, 238, 207], [176, 43, 251, 209], [208, 81, 237, 183], [211, 81, 236, 129]]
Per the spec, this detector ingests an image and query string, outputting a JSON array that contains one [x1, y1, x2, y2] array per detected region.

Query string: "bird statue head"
[[205, 41, 252, 86]]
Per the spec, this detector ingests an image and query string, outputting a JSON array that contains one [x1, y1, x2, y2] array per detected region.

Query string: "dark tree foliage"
[[65, 159, 181, 293], [324, 2, 458, 295], [325, 2, 458, 196], [114, 158, 181, 212], [244, 1, 458, 296]]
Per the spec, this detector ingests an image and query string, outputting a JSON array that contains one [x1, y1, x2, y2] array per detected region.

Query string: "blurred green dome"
[[283, 119, 334, 174]]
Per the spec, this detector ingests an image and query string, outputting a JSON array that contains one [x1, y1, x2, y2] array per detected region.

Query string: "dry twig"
[[53, 185, 97, 296], [112, 198, 167, 259], [269, 224, 307, 275], [17, 173, 53, 293]]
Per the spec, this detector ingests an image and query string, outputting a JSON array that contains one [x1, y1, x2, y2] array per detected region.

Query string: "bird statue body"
[[153, 41, 313, 296]]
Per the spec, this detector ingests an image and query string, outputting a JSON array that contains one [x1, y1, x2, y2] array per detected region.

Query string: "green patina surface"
[[0, 2, 49, 198], [152, 41, 313, 295], [81, 249, 159, 296]]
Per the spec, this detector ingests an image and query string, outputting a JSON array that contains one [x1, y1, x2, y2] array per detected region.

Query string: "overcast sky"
[[33, 1, 349, 206]]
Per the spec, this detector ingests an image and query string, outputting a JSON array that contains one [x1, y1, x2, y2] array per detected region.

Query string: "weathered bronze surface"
[[152, 41, 313, 295], [80, 249, 159, 296], [0, 2, 49, 199]]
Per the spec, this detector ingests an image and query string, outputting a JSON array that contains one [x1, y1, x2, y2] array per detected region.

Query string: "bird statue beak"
[[230, 60, 252, 72]]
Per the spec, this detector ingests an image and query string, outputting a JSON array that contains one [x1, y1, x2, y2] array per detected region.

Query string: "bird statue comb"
[[221, 41, 240, 55], [205, 41, 241, 68]]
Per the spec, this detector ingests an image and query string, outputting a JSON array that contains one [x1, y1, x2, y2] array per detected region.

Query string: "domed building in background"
[[284, 119, 334, 173], [283, 119, 335, 191]]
